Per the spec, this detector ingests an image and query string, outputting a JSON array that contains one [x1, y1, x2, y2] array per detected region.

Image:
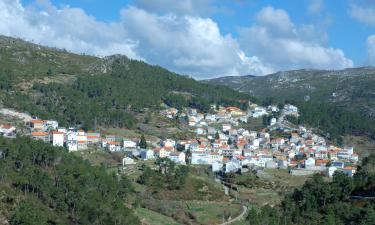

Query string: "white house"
[[107, 141, 122, 152], [252, 107, 268, 118], [140, 149, 155, 160], [66, 130, 78, 151], [222, 124, 231, 132], [195, 127, 206, 135], [304, 158, 316, 169], [51, 131, 64, 147], [0, 124, 16, 137], [77, 130, 88, 150], [155, 146, 174, 158], [123, 157, 135, 166], [123, 139, 137, 148], [44, 120, 59, 131], [225, 158, 241, 173], [163, 139, 176, 147], [191, 152, 211, 165], [168, 152, 186, 164]]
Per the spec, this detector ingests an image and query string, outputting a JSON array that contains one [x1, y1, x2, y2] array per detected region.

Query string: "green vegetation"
[[138, 158, 189, 190], [0, 36, 253, 131], [245, 154, 375, 225], [0, 137, 139, 225]]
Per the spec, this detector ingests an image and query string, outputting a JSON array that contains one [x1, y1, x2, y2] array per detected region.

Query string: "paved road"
[[217, 205, 248, 225]]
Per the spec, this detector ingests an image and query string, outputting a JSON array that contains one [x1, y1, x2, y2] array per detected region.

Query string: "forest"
[[0, 137, 140, 225], [246, 154, 375, 225]]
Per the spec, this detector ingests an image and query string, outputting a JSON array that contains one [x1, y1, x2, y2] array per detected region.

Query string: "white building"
[[140, 149, 155, 160], [122, 157, 135, 166], [168, 152, 186, 164], [51, 131, 64, 147], [66, 129, 78, 151], [123, 139, 137, 148], [191, 152, 211, 165]]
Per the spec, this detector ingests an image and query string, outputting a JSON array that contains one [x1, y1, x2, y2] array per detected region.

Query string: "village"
[[0, 101, 359, 179]]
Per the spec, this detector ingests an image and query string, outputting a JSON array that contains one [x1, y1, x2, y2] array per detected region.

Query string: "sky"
[[1, 0, 375, 79]]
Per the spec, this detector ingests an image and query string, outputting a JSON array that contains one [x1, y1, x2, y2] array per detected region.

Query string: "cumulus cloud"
[[308, 0, 324, 14], [349, 2, 375, 26], [238, 6, 353, 71], [134, 0, 215, 16], [119, 6, 272, 77], [0, 0, 141, 59]]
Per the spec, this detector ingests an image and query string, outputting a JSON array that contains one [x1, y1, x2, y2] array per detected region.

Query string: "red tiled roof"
[[32, 132, 49, 137]]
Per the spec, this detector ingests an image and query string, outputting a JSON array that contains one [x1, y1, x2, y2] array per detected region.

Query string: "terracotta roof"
[[52, 131, 64, 135], [163, 146, 174, 151], [0, 124, 13, 129], [87, 136, 100, 139], [32, 131, 49, 137], [31, 120, 44, 124]]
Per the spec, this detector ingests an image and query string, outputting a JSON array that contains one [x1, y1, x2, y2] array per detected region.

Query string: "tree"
[[215, 131, 220, 140], [139, 135, 147, 149]]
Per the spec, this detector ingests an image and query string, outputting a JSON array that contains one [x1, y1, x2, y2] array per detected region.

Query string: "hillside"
[[0, 35, 252, 130], [0, 137, 140, 225], [204, 68, 375, 142]]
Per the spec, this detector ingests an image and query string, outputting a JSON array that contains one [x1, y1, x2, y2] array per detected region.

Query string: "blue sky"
[[2, 0, 375, 78]]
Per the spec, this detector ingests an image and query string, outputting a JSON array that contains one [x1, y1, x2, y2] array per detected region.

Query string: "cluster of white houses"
[[159, 103, 359, 177], [28, 119, 139, 152], [1, 101, 359, 178]]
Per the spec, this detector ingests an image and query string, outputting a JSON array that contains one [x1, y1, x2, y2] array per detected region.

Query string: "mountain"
[[204, 68, 375, 141], [0, 35, 252, 130]]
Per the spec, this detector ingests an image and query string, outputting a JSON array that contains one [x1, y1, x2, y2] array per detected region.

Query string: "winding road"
[[217, 205, 248, 225]]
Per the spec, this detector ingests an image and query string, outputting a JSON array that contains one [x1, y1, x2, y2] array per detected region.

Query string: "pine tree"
[[139, 135, 147, 149]]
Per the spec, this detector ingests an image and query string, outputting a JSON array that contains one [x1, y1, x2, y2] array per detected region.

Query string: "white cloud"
[[0, 0, 141, 59], [308, 0, 324, 14], [238, 6, 353, 71], [366, 35, 375, 64], [120, 6, 272, 77], [134, 0, 215, 16], [349, 2, 375, 26]]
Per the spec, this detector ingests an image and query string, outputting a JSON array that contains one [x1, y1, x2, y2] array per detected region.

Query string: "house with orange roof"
[[106, 141, 121, 152], [30, 119, 45, 130], [154, 146, 175, 158], [31, 131, 50, 143], [87, 132, 101, 145], [0, 124, 16, 137]]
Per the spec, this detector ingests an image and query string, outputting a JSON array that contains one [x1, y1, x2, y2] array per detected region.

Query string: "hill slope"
[[205, 68, 375, 141], [0, 35, 252, 130], [0, 137, 140, 224]]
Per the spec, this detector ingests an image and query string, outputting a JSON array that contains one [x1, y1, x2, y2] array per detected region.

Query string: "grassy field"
[[186, 201, 242, 224], [236, 169, 311, 206], [135, 207, 180, 225]]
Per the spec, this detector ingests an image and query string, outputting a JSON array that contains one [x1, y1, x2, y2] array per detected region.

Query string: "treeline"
[[0, 137, 140, 225], [285, 102, 375, 142], [246, 154, 375, 225], [138, 158, 189, 190], [2, 57, 252, 130]]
